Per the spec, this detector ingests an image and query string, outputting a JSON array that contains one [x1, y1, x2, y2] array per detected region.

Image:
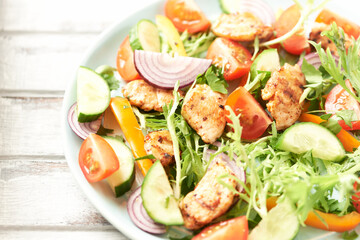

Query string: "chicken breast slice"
[[262, 63, 306, 130], [122, 80, 182, 112], [309, 22, 352, 56], [181, 84, 227, 144], [144, 130, 174, 167], [179, 156, 237, 230], [212, 12, 273, 42]]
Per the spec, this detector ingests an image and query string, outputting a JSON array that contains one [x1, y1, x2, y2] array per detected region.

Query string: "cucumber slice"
[[250, 48, 280, 78], [276, 122, 345, 161], [103, 136, 135, 197], [219, 0, 240, 14], [77, 66, 110, 122], [249, 200, 299, 240], [129, 19, 161, 52], [141, 161, 184, 226]]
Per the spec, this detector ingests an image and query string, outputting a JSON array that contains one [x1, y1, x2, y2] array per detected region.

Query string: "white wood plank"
[[0, 97, 64, 155], [0, 0, 158, 33], [0, 159, 111, 227], [0, 33, 97, 91], [0, 230, 128, 240]]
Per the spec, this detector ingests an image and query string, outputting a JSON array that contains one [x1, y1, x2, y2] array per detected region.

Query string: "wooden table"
[[0, 0, 157, 239]]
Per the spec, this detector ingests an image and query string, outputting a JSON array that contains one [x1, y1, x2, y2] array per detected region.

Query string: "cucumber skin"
[[113, 170, 135, 197], [129, 19, 160, 52], [76, 66, 110, 123], [276, 122, 345, 161], [77, 111, 103, 123], [129, 23, 143, 51], [103, 136, 135, 197], [219, 0, 231, 13], [141, 161, 184, 226]]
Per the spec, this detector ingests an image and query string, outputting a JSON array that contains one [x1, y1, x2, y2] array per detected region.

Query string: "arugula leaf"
[[310, 23, 360, 103], [342, 230, 359, 240], [336, 110, 357, 128], [180, 31, 215, 58], [300, 59, 326, 102], [196, 65, 229, 94], [95, 65, 120, 91]]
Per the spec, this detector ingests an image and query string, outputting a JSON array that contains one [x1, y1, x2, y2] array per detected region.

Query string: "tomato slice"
[[192, 216, 248, 240], [275, 4, 310, 55], [116, 36, 140, 81], [164, 0, 210, 34], [353, 180, 360, 213], [78, 133, 119, 182], [316, 9, 360, 39], [206, 38, 252, 81], [226, 87, 272, 140], [325, 80, 360, 119], [339, 120, 360, 130]]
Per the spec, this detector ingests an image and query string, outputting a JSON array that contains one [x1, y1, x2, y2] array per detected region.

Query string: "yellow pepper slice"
[[110, 97, 153, 175], [156, 15, 187, 56]]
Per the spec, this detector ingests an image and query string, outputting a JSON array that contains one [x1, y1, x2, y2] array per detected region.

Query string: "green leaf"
[[336, 110, 357, 128], [95, 65, 120, 91], [196, 65, 229, 94], [96, 125, 114, 135], [134, 154, 156, 161], [180, 31, 215, 58], [342, 230, 359, 240], [320, 116, 342, 135], [300, 59, 326, 102]]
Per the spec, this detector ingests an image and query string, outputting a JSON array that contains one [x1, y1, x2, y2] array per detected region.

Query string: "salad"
[[67, 0, 360, 239]]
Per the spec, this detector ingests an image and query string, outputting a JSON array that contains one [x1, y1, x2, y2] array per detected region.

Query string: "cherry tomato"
[[226, 87, 272, 140], [206, 38, 252, 81], [316, 9, 360, 39], [78, 133, 119, 182], [353, 180, 360, 213], [116, 35, 140, 81], [275, 5, 310, 55], [192, 216, 248, 240], [325, 80, 360, 120], [164, 0, 210, 34]]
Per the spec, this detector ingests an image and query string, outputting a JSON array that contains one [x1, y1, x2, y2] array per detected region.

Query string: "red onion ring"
[[67, 102, 102, 140], [205, 149, 246, 192], [228, 0, 275, 26], [127, 186, 166, 235], [134, 50, 212, 89], [297, 52, 339, 69]]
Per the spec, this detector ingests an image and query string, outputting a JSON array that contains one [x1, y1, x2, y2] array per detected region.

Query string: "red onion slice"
[[205, 149, 246, 192], [134, 50, 212, 89], [67, 103, 102, 140], [297, 52, 339, 69], [227, 0, 275, 26], [127, 186, 166, 235]]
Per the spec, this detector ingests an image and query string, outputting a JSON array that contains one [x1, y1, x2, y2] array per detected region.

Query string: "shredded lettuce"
[[180, 31, 215, 58]]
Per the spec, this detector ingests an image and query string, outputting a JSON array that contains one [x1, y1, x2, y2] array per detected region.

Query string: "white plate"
[[62, 0, 360, 239]]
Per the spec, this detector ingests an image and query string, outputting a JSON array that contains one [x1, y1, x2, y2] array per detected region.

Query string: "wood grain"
[[0, 33, 97, 91], [0, 0, 159, 33], [0, 97, 64, 156], [0, 158, 111, 227], [0, 230, 127, 240]]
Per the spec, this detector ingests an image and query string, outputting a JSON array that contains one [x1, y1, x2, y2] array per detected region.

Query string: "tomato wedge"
[[78, 133, 119, 182], [226, 87, 272, 140], [275, 4, 310, 55], [325, 79, 360, 119], [116, 35, 140, 81], [339, 120, 360, 130], [164, 0, 210, 34], [316, 9, 360, 39], [353, 180, 360, 213], [192, 216, 248, 240], [207, 38, 252, 81]]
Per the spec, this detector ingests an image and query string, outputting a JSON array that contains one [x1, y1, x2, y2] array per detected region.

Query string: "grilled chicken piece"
[[144, 130, 174, 167], [309, 22, 352, 56], [212, 12, 274, 42], [262, 63, 306, 130], [181, 84, 227, 144], [179, 156, 237, 230], [122, 80, 182, 112]]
